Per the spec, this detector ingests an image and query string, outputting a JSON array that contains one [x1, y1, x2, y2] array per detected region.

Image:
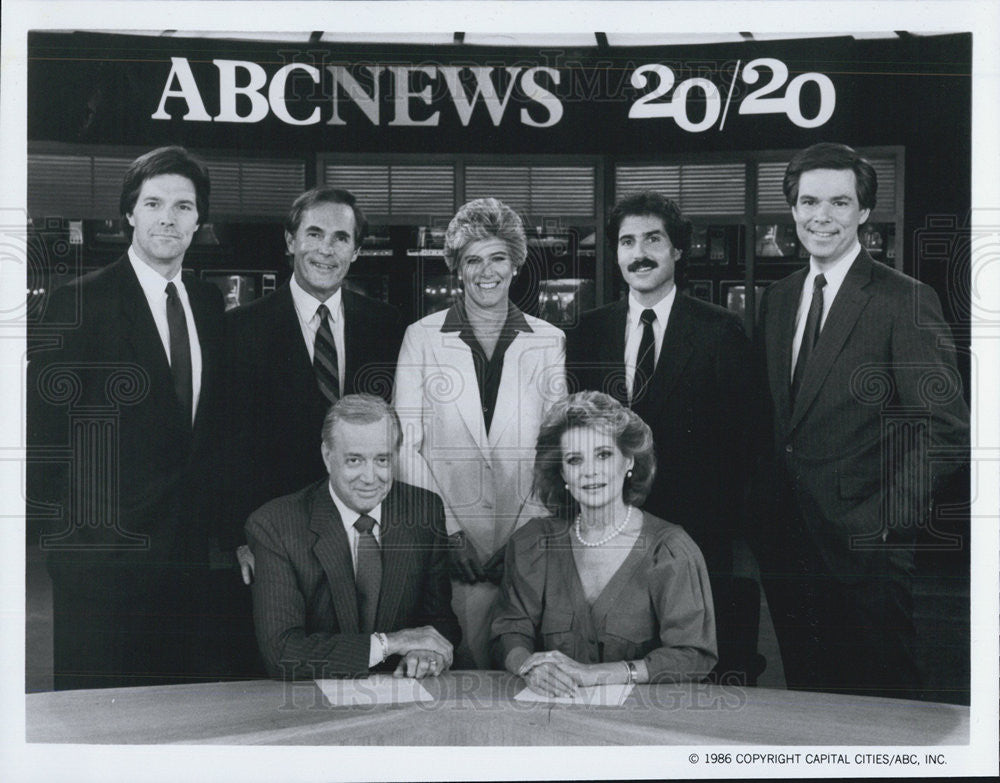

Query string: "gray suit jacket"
[[755, 249, 969, 581], [246, 479, 461, 678]]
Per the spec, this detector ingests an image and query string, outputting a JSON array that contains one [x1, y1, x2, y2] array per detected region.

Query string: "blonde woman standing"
[[394, 198, 566, 668]]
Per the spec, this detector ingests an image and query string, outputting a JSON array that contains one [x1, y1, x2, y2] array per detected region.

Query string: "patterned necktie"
[[165, 282, 192, 422], [314, 303, 340, 405], [632, 308, 657, 403], [353, 514, 382, 634], [791, 273, 827, 404]]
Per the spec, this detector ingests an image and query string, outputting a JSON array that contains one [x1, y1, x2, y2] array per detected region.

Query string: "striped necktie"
[[314, 303, 340, 404], [632, 308, 657, 403]]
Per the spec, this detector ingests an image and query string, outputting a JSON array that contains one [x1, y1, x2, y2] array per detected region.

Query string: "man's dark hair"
[[119, 146, 210, 239], [607, 191, 693, 288], [782, 142, 878, 211], [284, 187, 368, 246]]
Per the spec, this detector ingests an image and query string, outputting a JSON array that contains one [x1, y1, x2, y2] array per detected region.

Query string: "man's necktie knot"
[[354, 514, 377, 535]]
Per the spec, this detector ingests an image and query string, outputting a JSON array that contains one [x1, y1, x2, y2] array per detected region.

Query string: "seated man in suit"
[[247, 394, 461, 679]]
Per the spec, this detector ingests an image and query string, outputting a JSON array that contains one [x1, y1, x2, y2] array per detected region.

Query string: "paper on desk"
[[315, 675, 434, 707], [514, 682, 634, 706]]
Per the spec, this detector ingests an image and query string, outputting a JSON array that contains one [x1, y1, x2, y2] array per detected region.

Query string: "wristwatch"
[[626, 661, 639, 684]]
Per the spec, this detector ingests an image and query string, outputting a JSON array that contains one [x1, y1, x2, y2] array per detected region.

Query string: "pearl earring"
[[626, 469, 633, 479]]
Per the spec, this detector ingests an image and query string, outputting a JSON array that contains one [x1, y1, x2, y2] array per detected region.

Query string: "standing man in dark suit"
[[221, 187, 403, 673], [753, 143, 969, 699], [565, 192, 751, 681], [27, 146, 225, 690], [247, 394, 460, 679]]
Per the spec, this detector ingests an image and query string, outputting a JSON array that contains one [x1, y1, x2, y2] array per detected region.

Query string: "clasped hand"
[[518, 650, 601, 697], [393, 649, 447, 679], [386, 625, 453, 679]]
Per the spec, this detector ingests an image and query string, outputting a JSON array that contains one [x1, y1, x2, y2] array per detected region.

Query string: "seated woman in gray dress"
[[489, 391, 716, 697]]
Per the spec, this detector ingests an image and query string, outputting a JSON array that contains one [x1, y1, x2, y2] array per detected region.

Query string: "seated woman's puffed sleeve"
[[487, 520, 549, 668], [644, 528, 718, 682]]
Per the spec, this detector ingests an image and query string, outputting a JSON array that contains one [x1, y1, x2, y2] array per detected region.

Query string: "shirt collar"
[[440, 297, 533, 334], [290, 275, 343, 322], [128, 246, 183, 294], [328, 481, 383, 529], [627, 285, 676, 329], [808, 239, 861, 289]]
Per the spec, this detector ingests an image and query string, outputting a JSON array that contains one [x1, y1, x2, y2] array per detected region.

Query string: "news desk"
[[25, 672, 968, 746]]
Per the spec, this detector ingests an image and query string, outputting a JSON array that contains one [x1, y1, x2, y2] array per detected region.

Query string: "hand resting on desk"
[[511, 647, 650, 698]]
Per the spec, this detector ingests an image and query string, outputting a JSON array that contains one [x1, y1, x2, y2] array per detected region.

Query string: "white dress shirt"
[[128, 248, 202, 422], [790, 239, 861, 380], [624, 286, 676, 399], [290, 277, 346, 397], [328, 483, 386, 667]]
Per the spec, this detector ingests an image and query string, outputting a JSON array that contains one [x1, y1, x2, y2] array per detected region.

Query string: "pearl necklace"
[[574, 505, 634, 547]]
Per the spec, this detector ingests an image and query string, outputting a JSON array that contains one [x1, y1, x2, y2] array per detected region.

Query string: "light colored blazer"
[[394, 305, 566, 560]]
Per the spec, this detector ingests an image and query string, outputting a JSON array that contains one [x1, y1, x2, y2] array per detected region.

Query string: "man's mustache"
[[627, 258, 658, 272]]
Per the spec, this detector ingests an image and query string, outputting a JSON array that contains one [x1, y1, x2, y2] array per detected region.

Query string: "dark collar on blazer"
[[439, 298, 533, 334]]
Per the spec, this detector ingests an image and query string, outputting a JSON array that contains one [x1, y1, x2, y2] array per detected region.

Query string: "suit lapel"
[[342, 289, 366, 395], [642, 294, 694, 406], [433, 326, 488, 453], [272, 284, 316, 385], [374, 485, 416, 632], [790, 251, 875, 430], [115, 256, 178, 412], [769, 269, 807, 425], [486, 330, 539, 447], [268, 284, 330, 426], [187, 279, 220, 435], [309, 485, 360, 633], [598, 299, 629, 404]]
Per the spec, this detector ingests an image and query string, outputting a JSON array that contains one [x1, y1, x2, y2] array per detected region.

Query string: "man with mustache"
[[565, 191, 753, 683], [27, 146, 226, 689], [221, 187, 404, 676]]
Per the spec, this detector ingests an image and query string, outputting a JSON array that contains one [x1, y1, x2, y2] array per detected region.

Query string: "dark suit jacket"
[[754, 249, 969, 581], [224, 283, 404, 546], [26, 254, 225, 585], [246, 479, 461, 678], [565, 292, 751, 575]]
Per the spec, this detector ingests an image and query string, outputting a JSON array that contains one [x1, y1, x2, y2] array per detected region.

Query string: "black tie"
[[314, 304, 340, 405], [791, 273, 827, 404], [354, 514, 382, 634], [165, 282, 192, 423], [633, 308, 657, 403]]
